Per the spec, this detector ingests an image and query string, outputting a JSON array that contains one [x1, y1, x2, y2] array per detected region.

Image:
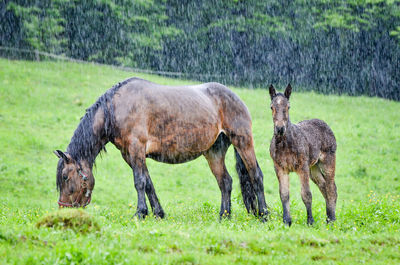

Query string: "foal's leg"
[[233, 144, 268, 219], [319, 154, 337, 223], [298, 166, 314, 225], [274, 165, 292, 226], [310, 164, 327, 198], [204, 151, 232, 218]]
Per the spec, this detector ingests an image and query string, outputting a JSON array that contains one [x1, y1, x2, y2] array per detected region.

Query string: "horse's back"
[[113, 78, 251, 130], [200, 82, 253, 135], [111, 78, 251, 163]]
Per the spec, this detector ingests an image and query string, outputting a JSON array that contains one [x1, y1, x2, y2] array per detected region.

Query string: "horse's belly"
[[146, 126, 219, 164], [146, 152, 202, 164]]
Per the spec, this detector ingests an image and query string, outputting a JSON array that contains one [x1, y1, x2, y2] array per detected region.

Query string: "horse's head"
[[268, 84, 292, 137], [53, 150, 95, 208]]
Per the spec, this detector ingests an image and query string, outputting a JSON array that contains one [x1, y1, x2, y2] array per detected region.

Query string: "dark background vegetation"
[[1, 0, 399, 100]]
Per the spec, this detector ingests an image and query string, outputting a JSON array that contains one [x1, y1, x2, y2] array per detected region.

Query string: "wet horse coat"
[[55, 78, 268, 219]]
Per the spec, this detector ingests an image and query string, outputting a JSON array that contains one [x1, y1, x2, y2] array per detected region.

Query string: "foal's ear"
[[284, 84, 292, 100], [53, 150, 70, 163], [269, 84, 277, 100]]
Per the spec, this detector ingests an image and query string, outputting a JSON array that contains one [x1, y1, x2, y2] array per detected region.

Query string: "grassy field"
[[0, 58, 399, 264]]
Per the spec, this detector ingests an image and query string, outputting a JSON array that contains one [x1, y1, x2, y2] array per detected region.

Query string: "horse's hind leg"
[[204, 134, 232, 218], [319, 154, 337, 223], [234, 148, 257, 215], [232, 139, 268, 219]]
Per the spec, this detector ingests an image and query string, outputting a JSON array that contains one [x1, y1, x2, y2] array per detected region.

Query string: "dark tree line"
[[1, 0, 399, 100]]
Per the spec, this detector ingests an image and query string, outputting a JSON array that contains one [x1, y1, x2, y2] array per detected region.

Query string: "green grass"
[[36, 209, 100, 233], [0, 58, 399, 264]]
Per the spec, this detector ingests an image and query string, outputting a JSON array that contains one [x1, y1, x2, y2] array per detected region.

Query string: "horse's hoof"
[[133, 210, 148, 220], [259, 210, 269, 222], [326, 217, 336, 224], [219, 209, 231, 219], [154, 210, 165, 219], [307, 218, 315, 226], [283, 218, 292, 226]]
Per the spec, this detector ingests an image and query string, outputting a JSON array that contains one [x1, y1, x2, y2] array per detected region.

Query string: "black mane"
[[56, 77, 137, 191]]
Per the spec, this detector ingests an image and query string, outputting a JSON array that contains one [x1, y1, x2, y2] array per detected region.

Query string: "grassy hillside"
[[0, 58, 399, 264]]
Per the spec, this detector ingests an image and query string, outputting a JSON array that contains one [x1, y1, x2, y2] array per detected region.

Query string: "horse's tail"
[[234, 148, 258, 215]]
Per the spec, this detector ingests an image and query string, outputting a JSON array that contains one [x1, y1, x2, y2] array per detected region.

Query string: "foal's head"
[[54, 150, 94, 208], [268, 84, 292, 137]]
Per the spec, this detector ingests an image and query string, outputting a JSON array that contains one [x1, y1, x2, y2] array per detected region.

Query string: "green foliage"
[[1, 59, 400, 263], [312, 0, 400, 32], [390, 25, 400, 43], [1, 0, 180, 66], [6, 1, 66, 53], [1, 0, 400, 99]]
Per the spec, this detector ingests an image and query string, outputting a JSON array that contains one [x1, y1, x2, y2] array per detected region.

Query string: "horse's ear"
[[284, 84, 292, 100], [53, 150, 70, 163], [269, 84, 276, 100]]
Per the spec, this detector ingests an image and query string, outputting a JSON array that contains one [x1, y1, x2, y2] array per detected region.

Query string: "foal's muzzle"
[[275, 126, 286, 136]]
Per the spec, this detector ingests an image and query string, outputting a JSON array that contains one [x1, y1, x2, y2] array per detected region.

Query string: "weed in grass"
[[36, 209, 100, 233]]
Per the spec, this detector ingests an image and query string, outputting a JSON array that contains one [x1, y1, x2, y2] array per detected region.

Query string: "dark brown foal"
[[268, 84, 337, 225]]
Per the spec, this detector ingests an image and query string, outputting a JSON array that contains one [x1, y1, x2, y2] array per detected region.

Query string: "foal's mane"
[[56, 77, 136, 191], [271, 92, 286, 100]]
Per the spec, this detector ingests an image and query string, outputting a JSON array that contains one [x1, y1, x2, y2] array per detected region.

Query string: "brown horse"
[[54, 77, 268, 220], [268, 84, 337, 225]]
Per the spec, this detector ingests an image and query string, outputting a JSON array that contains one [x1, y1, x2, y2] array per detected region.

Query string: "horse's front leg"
[[145, 174, 165, 218], [123, 141, 149, 219], [123, 142, 164, 219], [131, 160, 149, 219]]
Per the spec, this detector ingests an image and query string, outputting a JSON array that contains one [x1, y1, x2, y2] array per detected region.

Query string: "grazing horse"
[[268, 84, 337, 225], [54, 77, 268, 220]]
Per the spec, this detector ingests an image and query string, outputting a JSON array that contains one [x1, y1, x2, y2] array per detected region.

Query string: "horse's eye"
[[63, 175, 68, 181], [270, 106, 273, 110]]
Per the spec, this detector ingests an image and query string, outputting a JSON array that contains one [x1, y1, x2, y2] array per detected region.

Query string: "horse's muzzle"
[[58, 195, 91, 208]]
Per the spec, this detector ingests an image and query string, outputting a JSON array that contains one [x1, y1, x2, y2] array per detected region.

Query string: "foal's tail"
[[234, 148, 258, 215]]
